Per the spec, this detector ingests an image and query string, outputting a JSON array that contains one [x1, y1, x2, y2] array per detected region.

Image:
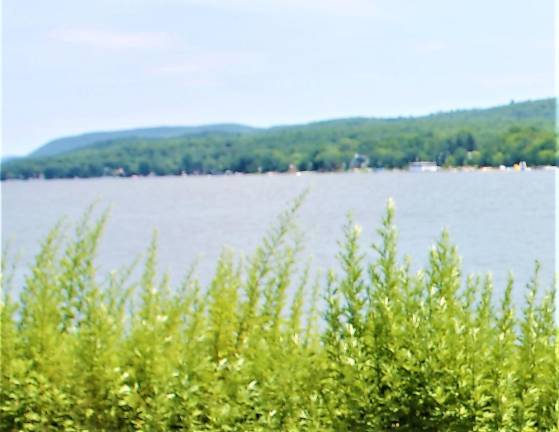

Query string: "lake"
[[2, 170, 555, 306]]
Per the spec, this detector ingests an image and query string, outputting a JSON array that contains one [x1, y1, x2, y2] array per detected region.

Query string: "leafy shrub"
[[1, 200, 557, 430]]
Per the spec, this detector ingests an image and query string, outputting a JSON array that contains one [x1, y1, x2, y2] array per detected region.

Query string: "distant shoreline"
[[2, 165, 555, 182], [2, 98, 555, 181]]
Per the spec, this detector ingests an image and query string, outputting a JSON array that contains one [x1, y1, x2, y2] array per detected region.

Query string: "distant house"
[[349, 153, 369, 170], [409, 161, 439, 172]]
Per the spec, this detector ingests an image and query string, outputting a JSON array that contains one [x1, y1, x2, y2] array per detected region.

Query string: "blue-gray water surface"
[[2, 171, 555, 307]]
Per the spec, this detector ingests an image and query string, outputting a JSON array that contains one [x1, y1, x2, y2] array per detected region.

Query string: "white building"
[[408, 161, 439, 172]]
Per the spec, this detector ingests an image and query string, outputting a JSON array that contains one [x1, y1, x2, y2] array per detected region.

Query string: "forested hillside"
[[30, 124, 257, 157], [2, 98, 555, 179]]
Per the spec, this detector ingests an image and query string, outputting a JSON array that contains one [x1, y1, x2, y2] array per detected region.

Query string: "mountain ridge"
[[28, 98, 555, 158], [31, 124, 258, 158], [3, 98, 555, 180]]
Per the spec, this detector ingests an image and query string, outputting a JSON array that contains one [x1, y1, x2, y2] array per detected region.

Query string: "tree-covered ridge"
[[1, 202, 557, 430], [30, 124, 258, 158], [2, 98, 555, 179]]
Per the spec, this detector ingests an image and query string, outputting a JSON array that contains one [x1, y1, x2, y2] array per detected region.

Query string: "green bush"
[[1, 200, 557, 431]]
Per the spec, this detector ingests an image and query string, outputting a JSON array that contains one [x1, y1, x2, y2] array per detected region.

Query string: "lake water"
[[2, 171, 555, 306]]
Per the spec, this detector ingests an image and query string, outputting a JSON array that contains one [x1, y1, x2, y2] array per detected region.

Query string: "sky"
[[2, 0, 555, 156]]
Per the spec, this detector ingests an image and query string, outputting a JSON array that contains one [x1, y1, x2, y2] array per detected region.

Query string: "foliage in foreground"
[[1, 201, 557, 431]]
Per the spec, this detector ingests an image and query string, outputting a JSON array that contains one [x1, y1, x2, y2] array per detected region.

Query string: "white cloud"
[[184, 0, 380, 18], [50, 28, 173, 49], [479, 72, 552, 90], [414, 40, 447, 55], [153, 51, 264, 75]]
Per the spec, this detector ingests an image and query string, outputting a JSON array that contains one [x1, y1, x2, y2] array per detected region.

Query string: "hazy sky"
[[2, 0, 554, 156]]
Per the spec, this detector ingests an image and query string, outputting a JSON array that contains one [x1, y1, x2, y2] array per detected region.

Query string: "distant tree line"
[[2, 99, 556, 179]]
